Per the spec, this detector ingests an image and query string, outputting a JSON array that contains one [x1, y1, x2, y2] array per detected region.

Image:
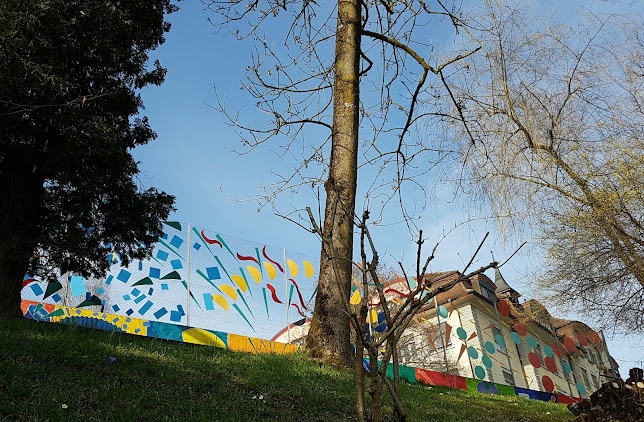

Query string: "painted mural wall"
[[21, 300, 299, 355], [18, 222, 587, 406], [22, 298, 580, 405], [20, 222, 318, 342], [349, 277, 601, 399]]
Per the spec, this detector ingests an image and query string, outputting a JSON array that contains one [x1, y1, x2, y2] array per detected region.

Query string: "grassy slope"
[[0, 318, 572, 422]]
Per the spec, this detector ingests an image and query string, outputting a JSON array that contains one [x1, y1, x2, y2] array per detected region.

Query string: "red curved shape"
[[589, 330, 602, 345], [384, 288, 410, 298], [266, 283, 283, 304], [262, 246, 284, 272], [201, 230, 222, 247], [576, 331, 589, 347], [22, 278, 36, 289], [291, 303, 306, 317], [289, 278, 308, 310], [236, 252, 259, 264]]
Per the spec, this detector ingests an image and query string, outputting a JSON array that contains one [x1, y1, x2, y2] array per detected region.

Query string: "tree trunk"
[[369, 347, 384, 422], [305, 0, 362, 366], [354, 333, 366, 422], [0, 151, 43, 319], [0, 242, 31, 319]]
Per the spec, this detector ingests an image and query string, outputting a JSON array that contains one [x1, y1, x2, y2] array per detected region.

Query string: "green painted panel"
[[496, 383, 516, 396]]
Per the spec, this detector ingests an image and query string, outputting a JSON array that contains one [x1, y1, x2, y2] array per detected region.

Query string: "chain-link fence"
[[21, 221, 319, 342]]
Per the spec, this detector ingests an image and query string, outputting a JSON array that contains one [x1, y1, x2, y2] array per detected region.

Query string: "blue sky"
[[132, 1, 643, 373]]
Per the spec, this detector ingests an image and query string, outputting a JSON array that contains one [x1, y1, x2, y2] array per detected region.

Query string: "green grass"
[[0, 317, 573, 421]]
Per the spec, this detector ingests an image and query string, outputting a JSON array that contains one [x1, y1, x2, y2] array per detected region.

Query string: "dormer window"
[[479, 280, 497, 304]]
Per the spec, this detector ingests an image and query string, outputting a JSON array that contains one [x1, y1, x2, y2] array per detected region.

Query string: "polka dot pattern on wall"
[[528, 352, 541, 369], [468, 346, 479, 359], [475, 365, 486, 379], [542, 376, 554, 392], [457, 327, 467, 340]]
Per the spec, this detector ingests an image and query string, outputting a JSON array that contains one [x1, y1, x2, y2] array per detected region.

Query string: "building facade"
[[275, 269, 619, 398]]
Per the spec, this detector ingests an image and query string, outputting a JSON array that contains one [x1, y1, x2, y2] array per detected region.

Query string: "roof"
[[494, 267, 517, 295], [521, 299, 551, 318], [382, 271, 479, 310]]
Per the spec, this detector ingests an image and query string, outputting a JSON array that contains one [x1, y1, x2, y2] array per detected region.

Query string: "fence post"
[[64, 272, 70, 307], [284, 248, 290, 343], [187, 223, 191, 327]]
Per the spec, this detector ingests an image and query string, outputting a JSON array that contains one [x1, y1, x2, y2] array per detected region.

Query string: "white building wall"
[[405, 298, 611, 398]]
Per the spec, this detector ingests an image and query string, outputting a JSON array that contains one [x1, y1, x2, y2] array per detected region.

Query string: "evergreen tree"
[[0, 0, 177, 317]]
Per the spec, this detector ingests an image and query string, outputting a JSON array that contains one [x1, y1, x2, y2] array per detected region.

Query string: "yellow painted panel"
[[287, 259, 299, 277], [182, 328, 227, 349], [212, 294, 229, 311], [220, 285, 237, 301], [228, 333, 300, 355], [263, 261, 277, 280], [350, 289, 362, 305], [304, 260, 314, 278], [247, 266, 262, 284], [231, 275, 248, 292], [369, 308, 378, 324], [50, 305, 147, 335]]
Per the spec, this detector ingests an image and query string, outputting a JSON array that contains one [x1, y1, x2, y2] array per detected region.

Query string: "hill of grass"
[[0, 317, 573, 421]]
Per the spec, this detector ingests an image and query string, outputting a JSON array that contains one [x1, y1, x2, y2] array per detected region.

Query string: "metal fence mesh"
[[21, 221, 319, 342]]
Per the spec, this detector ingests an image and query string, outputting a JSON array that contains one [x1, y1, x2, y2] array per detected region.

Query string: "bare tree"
[[397, 317, 461, 374], [308, 203, 497, 422], [444, 3, 644, 333], [204, 0, 483, 365]]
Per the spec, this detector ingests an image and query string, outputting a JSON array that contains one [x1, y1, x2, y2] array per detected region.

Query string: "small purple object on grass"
[[109, 356, 117, 365]]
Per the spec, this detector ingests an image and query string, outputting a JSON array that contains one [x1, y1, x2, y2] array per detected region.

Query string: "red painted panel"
[[556, 394, 582, 404], [415, 368, 467, 391]]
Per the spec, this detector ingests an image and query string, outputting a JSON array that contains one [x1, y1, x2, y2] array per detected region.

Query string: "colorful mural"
[[361, 353, 580, 404], [353, 276, 597, 399], [18, 222, 592, 405], [364, 353, 581, 404], [434, 298, 602, 397], [20, 300, 582, 405], [20, 222, 318, 342], [21, 300, 299, 355]]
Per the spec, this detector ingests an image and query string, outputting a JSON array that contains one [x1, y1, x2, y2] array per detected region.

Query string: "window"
[[479, 280, 497, 303], [581, 367, 590, 387], [502, 368, 515, 386], [596, 350, 605, 365], [399, 336, 418, 364], [492, 326, 507, 354]]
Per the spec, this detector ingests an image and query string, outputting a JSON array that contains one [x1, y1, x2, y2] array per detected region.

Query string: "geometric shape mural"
[[20, 300, 299, 356], [20, 222, 319, 342]]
